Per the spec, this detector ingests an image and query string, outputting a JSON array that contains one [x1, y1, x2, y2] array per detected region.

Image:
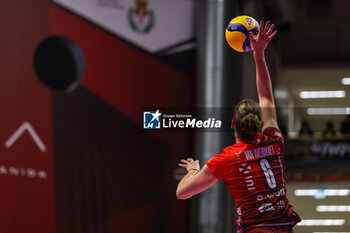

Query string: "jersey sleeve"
[[206, 150, 227, 179], [262, 127, 284, 149]]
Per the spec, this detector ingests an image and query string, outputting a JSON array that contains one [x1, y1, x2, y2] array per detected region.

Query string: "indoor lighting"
[[274, 90, 288, 99], [294, 189, 350, 199], [299, 90, 346, 99], [307, 108, 350, 115], [342, 77, 350, 85], [297, 219, 345, 226], [317, 205, 350, 212]]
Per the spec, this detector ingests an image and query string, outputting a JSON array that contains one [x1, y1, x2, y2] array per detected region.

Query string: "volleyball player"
[[176, 21, 301, 233]]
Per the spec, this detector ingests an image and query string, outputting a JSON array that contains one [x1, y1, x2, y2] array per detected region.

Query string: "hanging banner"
[[53, 0, 196, 53]]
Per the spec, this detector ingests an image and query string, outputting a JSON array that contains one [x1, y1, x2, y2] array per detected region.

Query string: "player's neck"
[[234, 131, 260, 143], [234, 131, 242, 143]]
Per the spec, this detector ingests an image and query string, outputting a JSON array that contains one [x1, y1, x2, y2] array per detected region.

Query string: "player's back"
[[207, 127, 300, 232]]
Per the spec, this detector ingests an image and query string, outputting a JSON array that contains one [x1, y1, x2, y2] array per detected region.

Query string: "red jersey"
[[206, 127, 301, 232]]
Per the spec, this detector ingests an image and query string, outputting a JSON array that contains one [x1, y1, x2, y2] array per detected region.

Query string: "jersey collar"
[[237, 133, 262, 145]]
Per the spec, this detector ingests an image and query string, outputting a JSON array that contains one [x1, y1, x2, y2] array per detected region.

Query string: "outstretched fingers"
[[268, 30, 278, 41], [263, 20, 270, 34], [250, 20, 277, 52], [266, 23, 275, 36], [258, 20, 264, 35]]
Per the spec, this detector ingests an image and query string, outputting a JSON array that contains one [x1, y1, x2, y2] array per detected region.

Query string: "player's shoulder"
[[261, 127, 284, 147], [221, 143, 247, 157], [262, 127, 283, 138], [223, 143, 244, 151]]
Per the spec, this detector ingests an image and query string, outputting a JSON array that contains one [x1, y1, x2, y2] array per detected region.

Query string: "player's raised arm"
[[249, 21, 278, 130]]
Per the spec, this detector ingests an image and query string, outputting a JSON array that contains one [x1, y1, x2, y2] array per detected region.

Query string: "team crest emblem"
[[246, 18, 253, 27], [128, 0, 155, 34]]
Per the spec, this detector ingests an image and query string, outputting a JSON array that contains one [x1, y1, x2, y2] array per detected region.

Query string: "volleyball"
[[225, 15, 260, 52]]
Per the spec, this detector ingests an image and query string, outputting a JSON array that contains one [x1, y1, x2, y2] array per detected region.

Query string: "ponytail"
[[233, 99, 262, 139]]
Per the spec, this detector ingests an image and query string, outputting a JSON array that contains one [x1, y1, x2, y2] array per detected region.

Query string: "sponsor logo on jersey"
[[258, 200, 285, 213], [128, 0, 155, 34], [257, 188, 286, 201], [267, 188, 285, 199], [258, 203, 275, 213], [239, 163, 256, 191], [274, 200, 286, 209]]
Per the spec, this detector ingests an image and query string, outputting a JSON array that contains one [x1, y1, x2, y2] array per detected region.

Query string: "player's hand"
[[178, 158, 201, 172], [249, 20, 277, 55]]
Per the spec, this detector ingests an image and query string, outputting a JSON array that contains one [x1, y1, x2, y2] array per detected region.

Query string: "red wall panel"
[[49, 5, 191, 124], [0, 1, 55, 233], [49, 4, 192, 233]]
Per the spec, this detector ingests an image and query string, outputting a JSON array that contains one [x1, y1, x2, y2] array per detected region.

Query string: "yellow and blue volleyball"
[[225, 15, 259, 52]]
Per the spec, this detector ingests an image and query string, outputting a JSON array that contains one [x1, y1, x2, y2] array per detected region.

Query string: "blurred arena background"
[[0, 0, 349, 233]]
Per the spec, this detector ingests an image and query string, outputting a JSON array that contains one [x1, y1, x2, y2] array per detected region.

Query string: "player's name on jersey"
[[162, 118, 222, 128], [244, 144, 277, 160]]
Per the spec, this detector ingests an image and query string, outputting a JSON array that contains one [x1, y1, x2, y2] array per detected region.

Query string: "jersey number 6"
[[259, 159, 277, 189]]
